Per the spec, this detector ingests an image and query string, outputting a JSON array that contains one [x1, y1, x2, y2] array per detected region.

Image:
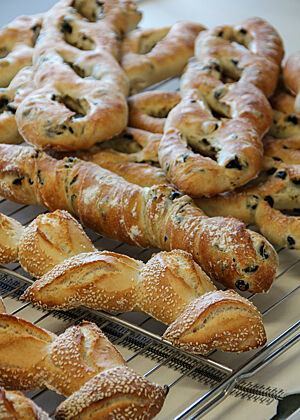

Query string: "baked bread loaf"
[[196, 136, 300, 249], [16, 0, 141, 151], [0, 66, 36, 144], [0, 315, 167, 417], [22, 250, 266, 354], [0, 144, 278, 292], [0, 14, 42, 88], [54, 366, 168, 419], [157, 17, 284, 197], [121, 21, 206, 94], [128, 90, 181, 134], [0, 315, 123, 395], [22, 250, 216, 324], [59, 127, 168, 187], [0, 212, 24, 265], [0, 387, 50, 419], [18, 209, 96, 277], [163, 290, 266, 353], [195, 17, 284, 98]]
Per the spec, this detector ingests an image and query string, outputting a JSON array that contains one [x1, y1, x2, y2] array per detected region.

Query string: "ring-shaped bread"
[[196, 136, 300, 249], [15, 0, 141, 151], [195, 17, 283, 98], [157, 17, 283, 197], [121, 21, 206, 94], [128, 90, 181, 133], [0, 14, 42, 88], [158, 64, 273, 197]]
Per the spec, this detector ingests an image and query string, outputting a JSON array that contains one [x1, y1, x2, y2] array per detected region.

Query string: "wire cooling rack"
[[0, 195, 299, 419]]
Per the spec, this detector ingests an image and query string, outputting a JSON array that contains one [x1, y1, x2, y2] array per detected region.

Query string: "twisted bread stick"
[[22, 251, 266, 354], [0, 315, 167, 417], [0, 387, 50, 420], [0, 144, 278, 292], [16, 0, 141, 151]]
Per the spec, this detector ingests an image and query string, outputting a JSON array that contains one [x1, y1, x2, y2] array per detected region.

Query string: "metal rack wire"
[[0, 196, 299, 419]]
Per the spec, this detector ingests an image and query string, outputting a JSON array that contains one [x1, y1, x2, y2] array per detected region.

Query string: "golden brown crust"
[[195, 17, 283, 98], [55, 366, 168, 420], [22, 251, 144, 313], [22, 251, 266, 354], [121, 21, 206, 94], [0, 212, 24, 265], [16, 0, 141, 151], [0, 66, 36, 144], [157, 18, 281, 197], [18, 209, 96, 277], [55, 367, 168, 420], [22, 249, 216, 325], [0, 144, 278, 293], [0, 315, 126, 396], [163, 290, 266, 354], [196, 137, 300, 248], [0, 314, 56, 391], [60, 127, 168, 187], [128, 90, 181, 134], [0, 14, 42, 88], [158, 81, 271, 196], [0, 316, 166, 417], [44, 321, 126, 396], [0, 388, 50, 420]]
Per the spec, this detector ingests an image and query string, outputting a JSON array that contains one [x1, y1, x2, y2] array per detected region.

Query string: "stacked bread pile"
[[0, 0, 299, 418]]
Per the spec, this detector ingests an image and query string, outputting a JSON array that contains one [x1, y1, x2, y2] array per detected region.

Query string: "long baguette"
[[0, 314, 167, 419], [22, 250, 267, 354], [0, 144, 278, 292]]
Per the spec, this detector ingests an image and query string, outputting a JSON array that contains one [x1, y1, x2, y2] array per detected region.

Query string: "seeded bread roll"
[[0, 387, 50, 420], [55, 366, 168, 420], [18, 209, 96, 277], [0, 144, 278, 293], [22, 250, 216, 324], [163, 290, 266, 353], [0, 212, 24, 265], [0, 315, 124, 396], [22, 250, 266, 354], [0, 315, 167, 417]]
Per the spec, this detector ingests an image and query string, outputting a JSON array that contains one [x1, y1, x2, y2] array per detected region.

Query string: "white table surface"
[[0, 1, 299, 419]]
